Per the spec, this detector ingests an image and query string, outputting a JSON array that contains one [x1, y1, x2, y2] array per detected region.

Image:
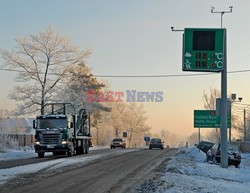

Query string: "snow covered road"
[[0, 148, 178, 193]]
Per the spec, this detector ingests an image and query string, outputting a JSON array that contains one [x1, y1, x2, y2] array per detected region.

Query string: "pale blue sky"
[[1, 0, 249, 138]]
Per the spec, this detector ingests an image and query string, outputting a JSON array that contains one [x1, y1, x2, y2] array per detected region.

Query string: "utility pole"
[[211, 6, 232, 168], [244, 109, 246, 141], [230, 94, 242, 142], [96, 127, 99, 146], [198, 128, 201, 144]]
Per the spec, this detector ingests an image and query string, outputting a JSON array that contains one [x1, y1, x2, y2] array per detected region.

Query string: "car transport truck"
[[33, 103, 92, 158]]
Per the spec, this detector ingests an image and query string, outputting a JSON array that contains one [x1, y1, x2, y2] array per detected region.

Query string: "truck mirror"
[[33, 120, 36, 129]]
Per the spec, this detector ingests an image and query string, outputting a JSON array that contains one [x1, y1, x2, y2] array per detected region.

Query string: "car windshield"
[[200, 142, 214, 147], [38, 118, 67, 129], [151, 138, 161, 142], [113, 138, 123, 142]]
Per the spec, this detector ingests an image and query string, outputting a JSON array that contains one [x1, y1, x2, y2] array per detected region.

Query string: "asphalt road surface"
[[0, 148, 115, 169], [0, 148, 178, 193]]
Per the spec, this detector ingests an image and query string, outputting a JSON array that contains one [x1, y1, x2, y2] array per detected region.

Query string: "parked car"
[[110, 138, 126, 149], [197, 140, 215, 153], [149, 138, 164, 150], [206, 143, 241, 168]]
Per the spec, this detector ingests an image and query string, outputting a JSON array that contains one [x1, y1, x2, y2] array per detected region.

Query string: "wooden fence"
[[8, 134, 35, 147]]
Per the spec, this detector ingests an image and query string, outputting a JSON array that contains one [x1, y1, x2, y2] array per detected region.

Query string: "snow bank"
[[0, 148, 37, 161], [151, 147, 250, 193]]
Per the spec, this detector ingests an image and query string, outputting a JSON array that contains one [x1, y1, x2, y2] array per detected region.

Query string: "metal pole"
[[220, 29, 228, 168], [229, 126, 231, 143], [229, 100, 232, 143], [97, 127, 99, 146], [211, 6, 232, 169], [221, 13, 224, 28], [244, 109, 246, 140], [198, 128, 201, 144]]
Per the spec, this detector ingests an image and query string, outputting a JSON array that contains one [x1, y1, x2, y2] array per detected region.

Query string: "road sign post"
[[183, 27, 228, 168], [220, 29, 228, 168]]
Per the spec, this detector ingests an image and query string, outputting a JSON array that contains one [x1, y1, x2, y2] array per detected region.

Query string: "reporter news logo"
[[86, 90, 163, 102]]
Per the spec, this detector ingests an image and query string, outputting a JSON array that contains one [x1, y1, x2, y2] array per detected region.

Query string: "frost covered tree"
[[159, 129, 179, 148], [0, 109, 18, 151], [55, 61, 108, 113], [187, 132, 202, 146], [123, 103, 150, 148], [202, 88, 221, 142], [89, 102, 151, 147], [1, 25, 91, 115], [110, 103, 126, 138]]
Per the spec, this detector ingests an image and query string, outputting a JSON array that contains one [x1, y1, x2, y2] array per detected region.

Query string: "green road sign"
[[194, 110, 231, 128], [183, 28, 225, 72], [194, 110, 220, 128]]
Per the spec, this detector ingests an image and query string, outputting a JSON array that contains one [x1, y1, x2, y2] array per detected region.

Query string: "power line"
[[1, 67, 250, 78]]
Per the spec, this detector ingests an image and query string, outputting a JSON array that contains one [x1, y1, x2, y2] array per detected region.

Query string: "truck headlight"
[[35, 141, 40, 145], [62, 140, 69, 144]]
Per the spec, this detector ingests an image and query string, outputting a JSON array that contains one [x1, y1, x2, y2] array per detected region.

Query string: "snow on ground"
[[0, 148, 38, 161], [153, 147, 250, 193], [0, 146, 137, 185], [0, 146, 109, 161]]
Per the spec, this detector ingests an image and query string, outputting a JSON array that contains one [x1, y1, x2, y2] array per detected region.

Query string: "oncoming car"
[[149, 138, 164, 150], [110, 138, 126, 149]]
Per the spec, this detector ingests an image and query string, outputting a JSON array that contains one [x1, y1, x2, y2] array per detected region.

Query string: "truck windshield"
[[37, 118, 67, 129]]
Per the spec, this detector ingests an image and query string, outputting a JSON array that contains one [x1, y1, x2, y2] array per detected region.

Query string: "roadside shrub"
[[0, 134, 19, 152]]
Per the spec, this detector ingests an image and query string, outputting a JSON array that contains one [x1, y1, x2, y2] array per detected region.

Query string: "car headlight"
[[35, 141, 40, 145]]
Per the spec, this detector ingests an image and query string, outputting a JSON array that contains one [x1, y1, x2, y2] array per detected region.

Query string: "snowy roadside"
[[140, 147, 250, 193], [0, 146, 110, 161], [0, 146, 138, 186]]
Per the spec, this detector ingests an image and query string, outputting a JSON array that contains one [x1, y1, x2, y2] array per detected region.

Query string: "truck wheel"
[[85, 141, 89, 154], [67, 142, 74, 157], [38, 152, 44, 158], [82, 141, 86, 154]]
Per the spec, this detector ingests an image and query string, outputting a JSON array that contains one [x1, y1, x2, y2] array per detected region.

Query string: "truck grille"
[[41, 133, 61, 145]]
